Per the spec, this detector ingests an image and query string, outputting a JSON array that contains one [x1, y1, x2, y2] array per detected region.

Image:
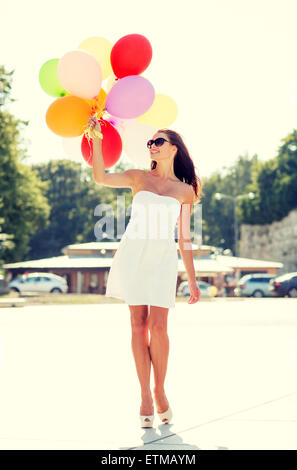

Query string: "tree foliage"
[[239, 129, 297, 224], [28, 160, 134, 259], [201, 153, 259, 253], [201, 129, 297, 253], [0, 66, 50, 263]]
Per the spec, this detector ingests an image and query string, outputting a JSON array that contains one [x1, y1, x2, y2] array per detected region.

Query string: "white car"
[[177, 280, 215, 298], [9, 273, 68, 294]]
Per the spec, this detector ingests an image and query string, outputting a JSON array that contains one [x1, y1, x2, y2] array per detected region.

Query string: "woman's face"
[[149, 132, 177, 161]]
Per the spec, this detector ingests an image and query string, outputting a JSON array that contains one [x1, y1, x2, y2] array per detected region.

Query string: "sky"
[[1, 0, 297, 179]]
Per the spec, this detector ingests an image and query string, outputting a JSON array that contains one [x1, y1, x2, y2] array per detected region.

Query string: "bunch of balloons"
[[39, 34, 178, 168]]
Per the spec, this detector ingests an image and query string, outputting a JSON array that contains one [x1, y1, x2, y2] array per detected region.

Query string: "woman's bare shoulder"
[[128, 169, 148, 188], [125, 169, 146, 179], [133, 169, 147, 180]]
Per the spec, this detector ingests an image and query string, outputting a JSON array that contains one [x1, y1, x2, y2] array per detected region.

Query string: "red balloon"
[[81, 119, 122, 168], [110, 34, 153, 79]]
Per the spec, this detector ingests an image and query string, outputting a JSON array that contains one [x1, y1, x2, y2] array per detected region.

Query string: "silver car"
[[9, 273, 68, 294], [234, 274, 276, 297]]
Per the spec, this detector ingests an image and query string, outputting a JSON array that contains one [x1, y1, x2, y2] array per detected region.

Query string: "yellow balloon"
[[78, 37, 113, 80], [136, 93, 178, 128], [105, 74, 118, 93], [84, 88, 107, 114]]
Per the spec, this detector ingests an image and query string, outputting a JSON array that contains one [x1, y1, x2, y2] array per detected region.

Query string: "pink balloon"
[[58, 50, 102, 99], [105, 75, 155, 119]]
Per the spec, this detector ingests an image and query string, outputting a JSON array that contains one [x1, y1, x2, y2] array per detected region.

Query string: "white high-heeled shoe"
[[140, 413, 155, 428], [157, 405, 173, 424], [140, 406, 155, 428]]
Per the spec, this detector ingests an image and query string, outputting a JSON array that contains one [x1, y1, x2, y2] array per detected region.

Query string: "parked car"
[[269, 272, 297, 298], [9, 272, 68, 294], [234, 273, 277, 297], [177, 280, 215, 298]]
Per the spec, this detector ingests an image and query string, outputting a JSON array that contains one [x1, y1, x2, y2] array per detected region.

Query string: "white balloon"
[[105, 115, 126, 136], [121, 120, 157, 167], [62, 135, 83, 161]]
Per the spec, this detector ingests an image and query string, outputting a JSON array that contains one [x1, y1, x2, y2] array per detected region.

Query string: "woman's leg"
[[148, 306, 170, 416], [129, 304, 153, 417]]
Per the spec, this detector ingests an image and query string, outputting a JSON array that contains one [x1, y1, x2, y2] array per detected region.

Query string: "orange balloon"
[[46, 95, 92, 137]]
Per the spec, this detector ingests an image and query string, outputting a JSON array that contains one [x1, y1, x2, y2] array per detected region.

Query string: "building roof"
[[62, 242, 120, 252], [183, 258, 233, 275], [3, 255, 233, 274], [63, 241, 203, 251], [216, 255, 283, 269], [3, 255, 111, 269], [3, 245, 283, 274]]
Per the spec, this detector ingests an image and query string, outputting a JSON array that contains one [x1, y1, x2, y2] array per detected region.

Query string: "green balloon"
[[39, 58, 69, 97]]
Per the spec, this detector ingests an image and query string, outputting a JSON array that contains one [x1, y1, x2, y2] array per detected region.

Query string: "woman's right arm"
[[92, 136, 141, 188]]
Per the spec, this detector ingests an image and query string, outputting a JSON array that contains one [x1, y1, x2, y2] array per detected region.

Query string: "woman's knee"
[[129, 305, 149, 332], [148, 306, 168, 335], [149, 322, 167, 335]]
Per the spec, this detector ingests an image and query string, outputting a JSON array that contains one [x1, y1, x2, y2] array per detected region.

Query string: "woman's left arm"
[[177, 188, 200, 304]]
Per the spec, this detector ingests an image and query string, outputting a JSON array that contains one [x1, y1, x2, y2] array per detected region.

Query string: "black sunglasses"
[[147, 137, 170, 149]]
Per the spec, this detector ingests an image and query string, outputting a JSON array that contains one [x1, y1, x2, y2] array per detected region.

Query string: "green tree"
[[201, 153, 258, 253], [239, 129, 297, 224], [29, 159, 134, 258], [0, 66, 50, 263]]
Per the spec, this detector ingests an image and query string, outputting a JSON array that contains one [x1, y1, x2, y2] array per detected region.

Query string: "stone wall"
[[239, 208, 297, 274]]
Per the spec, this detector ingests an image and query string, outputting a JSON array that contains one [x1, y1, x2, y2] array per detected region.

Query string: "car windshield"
[[276, 272, 297, 281], [239, 276, 250, 284]]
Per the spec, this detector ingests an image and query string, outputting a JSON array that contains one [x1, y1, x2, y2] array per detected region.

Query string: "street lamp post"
[[214, 191, 255, 257]]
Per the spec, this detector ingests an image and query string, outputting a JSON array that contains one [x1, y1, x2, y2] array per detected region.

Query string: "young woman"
[[88, 116, 203, 428]]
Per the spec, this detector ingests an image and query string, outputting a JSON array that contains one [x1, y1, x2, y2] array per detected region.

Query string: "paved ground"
[[0, 298, 296, 450]]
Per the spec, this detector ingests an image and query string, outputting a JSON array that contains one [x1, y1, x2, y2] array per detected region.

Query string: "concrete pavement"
[[0, 298, 296, 450]]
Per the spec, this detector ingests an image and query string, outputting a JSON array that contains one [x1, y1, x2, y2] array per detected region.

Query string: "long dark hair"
[[150, 129, 204, 203]]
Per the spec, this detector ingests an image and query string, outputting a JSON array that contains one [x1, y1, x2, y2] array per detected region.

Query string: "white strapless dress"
[[105, 190, 181, 308]]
